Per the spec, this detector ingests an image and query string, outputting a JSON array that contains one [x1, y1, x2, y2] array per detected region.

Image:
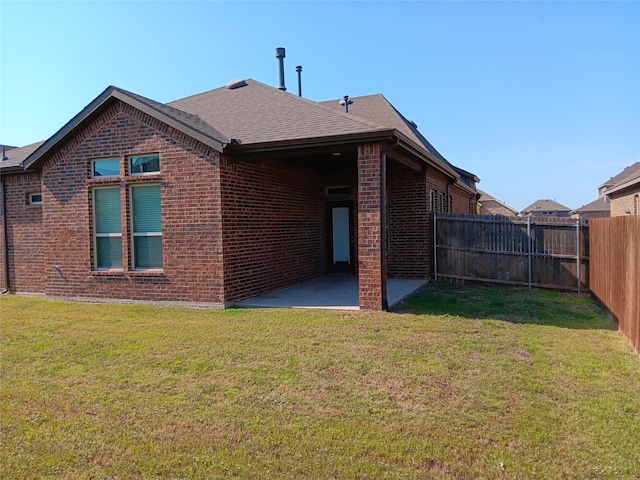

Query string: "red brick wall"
[[40, 101, 224, 304], [220, 156, 323, 303], [387, 161, 429, 278], [0, 172, 44, 293], [358, 143, 385, 310], [450, 184, 476, 214]]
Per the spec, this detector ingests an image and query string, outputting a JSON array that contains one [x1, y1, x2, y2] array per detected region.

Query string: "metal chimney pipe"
[[275, 47, 286, 91], [296, 65, 302, 97], [340, 95, 353, 113]]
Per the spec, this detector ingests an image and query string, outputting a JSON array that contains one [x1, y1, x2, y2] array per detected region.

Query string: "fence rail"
[[434, 214, 589, 292], [590, 216, 640, 354]]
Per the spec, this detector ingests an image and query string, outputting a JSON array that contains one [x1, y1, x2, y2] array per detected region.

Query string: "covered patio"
[[235, 277, 427, 310]]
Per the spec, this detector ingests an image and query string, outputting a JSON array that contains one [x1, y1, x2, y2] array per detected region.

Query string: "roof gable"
[[477, 189, 519, 214], [522, 199, 572, 213], [22, 86, 227, 171]]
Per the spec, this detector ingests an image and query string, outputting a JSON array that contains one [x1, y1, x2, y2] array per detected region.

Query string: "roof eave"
[[224, 129, 397, 154], [395, 133, 459, 179], [0, 164, 28, 174], [606, 175, 640, 196], [453, 178, 478, 195]]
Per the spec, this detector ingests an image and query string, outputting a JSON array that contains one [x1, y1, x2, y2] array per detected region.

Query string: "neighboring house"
[[599, 162, 640, 217], [0, 79, 478, 310], [606, 171, 640, 216], [571, 162, 640, 219], [521, 199, 572, 218], [571, 196, 610, 220], [477, 189, 519, 217], [598, 162, 640, 197]]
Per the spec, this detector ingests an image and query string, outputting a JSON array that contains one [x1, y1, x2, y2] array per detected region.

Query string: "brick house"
[[600, 162, 640, 217], [571, 196, 610, 220], [0, 79, 478, 310], [573, 162, 640, 219], [521, 199, 572, 218], [606, 173, 640, 216], [477, 189, 519, 217]]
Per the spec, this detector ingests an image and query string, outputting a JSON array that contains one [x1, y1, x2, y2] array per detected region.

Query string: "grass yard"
[[1, 284, 639, 479]]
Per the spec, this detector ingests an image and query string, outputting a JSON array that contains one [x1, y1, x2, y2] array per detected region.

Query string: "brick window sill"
[[128, 270, 165, 277], [90, 270, 165, 277], [91, 270, 125, 276]]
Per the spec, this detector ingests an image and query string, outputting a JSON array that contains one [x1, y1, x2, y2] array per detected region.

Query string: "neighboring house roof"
[[572, 196, 610, 214], [0, 140, 46, 173], [599, 162, 640, 192], [522, 199, 572, 214], [477, 189, 519, 215], [606, 170, 640, 196]]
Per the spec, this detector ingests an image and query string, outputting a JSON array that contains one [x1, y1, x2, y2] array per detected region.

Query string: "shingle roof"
[[318, 94, 478, 182], [522, 199, 572, 213], [606, 170, 640, 196], [0, 141, 46, 171], [573, 196, 610, 213], [600, 162, 640, 190], [115, 87, 228, 146], [14, 79, 477, 192], [169, 79, 390, 146]]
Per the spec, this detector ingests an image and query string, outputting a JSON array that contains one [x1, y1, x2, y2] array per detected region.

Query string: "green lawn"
[[1, 284, 639, 479]]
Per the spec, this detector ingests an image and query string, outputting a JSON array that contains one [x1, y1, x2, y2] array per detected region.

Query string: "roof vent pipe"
[[339, 95, 353, 113], [1, 145, 7, 162], [276, 47, 286, 91], [296, 65, 302, 97]]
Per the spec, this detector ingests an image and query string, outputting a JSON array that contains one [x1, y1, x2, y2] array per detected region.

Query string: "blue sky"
[[1, 1, 638, 211]]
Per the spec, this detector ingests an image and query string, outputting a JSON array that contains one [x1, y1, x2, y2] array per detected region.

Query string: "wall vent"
[[226, 79, 247, 90], [326, 186, 351, 196]]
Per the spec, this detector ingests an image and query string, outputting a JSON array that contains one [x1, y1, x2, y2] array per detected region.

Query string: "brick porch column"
[[358, 142, 388, 310]]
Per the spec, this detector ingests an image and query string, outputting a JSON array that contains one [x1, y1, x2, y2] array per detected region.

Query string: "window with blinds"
[[131, 184, 163, 269], [93, 187, 122, 269]]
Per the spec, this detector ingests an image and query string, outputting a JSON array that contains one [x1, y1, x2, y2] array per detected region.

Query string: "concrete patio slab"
[[235, 278, 427, 310]]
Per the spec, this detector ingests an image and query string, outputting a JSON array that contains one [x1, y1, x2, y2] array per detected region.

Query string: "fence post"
[[576, 220, 581, 294], [527, 217, 532, 289], [433, 211, 438, 282]]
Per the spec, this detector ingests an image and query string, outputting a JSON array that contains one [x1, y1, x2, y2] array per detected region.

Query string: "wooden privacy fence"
[[590, 216, 640, 355], [434, 214, 589, 292]]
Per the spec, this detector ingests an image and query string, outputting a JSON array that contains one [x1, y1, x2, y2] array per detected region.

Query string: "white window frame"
[[92, 186, 123, 271], [130, 183, 163, 271], [28, 192, 42, 205], [129, 154, 160, 176], [91, 158, 120, 179]]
